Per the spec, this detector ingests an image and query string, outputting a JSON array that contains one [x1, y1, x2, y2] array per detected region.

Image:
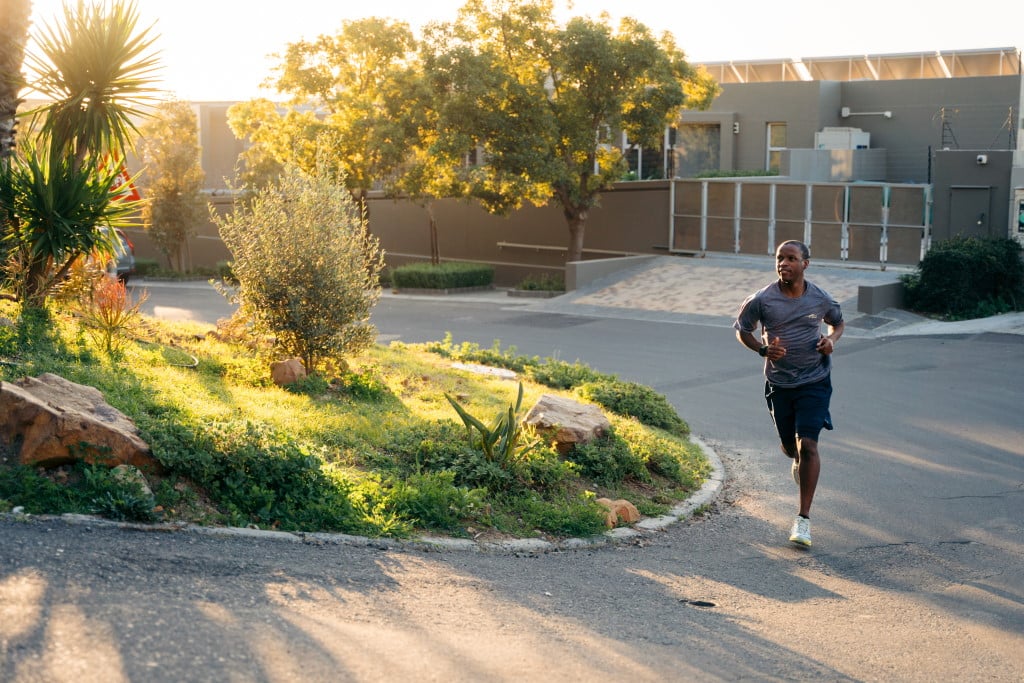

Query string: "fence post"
[[841, 185, 851, 261], [880, 184, 890, 269], [804, 184, 814, 248], [700, 181, 709, 253], [669, 179, 676, 253], [734, 182, 743, 254]]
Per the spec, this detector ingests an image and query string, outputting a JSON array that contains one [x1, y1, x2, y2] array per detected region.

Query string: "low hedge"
[[390, 262, 494, 290]]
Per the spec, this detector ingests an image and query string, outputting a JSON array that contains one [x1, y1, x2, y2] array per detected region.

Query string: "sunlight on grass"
[[0, 302, 710, 540]]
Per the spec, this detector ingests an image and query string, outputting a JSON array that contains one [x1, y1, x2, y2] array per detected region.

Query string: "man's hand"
[[766, 336, 786, 360], [816, 336, 835, 355]]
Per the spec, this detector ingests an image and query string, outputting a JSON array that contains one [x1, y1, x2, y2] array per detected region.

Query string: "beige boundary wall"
[[128, 179, 928, 285]]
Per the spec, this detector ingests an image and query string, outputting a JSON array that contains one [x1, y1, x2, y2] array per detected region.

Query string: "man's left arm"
[[816, 320, 844, 355]]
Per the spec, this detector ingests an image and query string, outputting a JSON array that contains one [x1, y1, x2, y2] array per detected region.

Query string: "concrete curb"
[[7, 438, 726, 555]]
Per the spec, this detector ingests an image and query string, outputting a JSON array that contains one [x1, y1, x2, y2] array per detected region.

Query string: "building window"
[[674, 124, 721, 178], [766, 122, 787, 172]]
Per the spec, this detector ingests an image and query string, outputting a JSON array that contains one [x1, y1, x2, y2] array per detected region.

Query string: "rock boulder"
[[0, 373, 158, 472], [596, 498, 642, 528], [271, 358, 306, 386], [523, 394, 610, 454]]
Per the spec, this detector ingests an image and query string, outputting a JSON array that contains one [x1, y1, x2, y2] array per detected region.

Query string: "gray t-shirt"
[[733, 279, 843, 388]]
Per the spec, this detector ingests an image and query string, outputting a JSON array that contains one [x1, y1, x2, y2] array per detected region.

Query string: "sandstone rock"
[[523, 394, 610, 454], [271, 358, 306, 386], [0, 373, 158, 471], [596, 498, 641, 528], [112, 464, 154, 498]]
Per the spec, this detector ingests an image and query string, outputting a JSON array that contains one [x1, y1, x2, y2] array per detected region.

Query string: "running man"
[[733, 240, 845, 547]]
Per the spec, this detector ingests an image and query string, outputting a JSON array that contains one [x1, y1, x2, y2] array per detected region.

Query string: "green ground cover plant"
[[515, 273, 565, 292], [0, 300, 710, 541]]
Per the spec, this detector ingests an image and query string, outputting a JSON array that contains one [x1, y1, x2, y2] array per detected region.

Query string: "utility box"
[[783, 148, 887, 182], [815, 127, 871, 150]]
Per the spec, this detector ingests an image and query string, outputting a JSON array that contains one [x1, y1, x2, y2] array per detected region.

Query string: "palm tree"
[[1, 0, 161, 304], [0, 0, 33, 158], [27, 0, 162, 169]]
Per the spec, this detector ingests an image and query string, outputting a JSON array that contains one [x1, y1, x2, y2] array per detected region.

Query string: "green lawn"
[[0, 301, 710, 541]]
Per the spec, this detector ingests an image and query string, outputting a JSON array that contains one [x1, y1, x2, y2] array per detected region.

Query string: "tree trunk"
[[0, 0, 32, 159], [565, 208, 587, 264], [427, 202, 440, 265]]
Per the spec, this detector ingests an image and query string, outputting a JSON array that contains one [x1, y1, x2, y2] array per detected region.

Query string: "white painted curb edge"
[[11, 437, 726, 555]]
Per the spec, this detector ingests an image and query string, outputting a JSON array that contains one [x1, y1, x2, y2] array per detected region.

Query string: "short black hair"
[[778, 240, 809, 260]]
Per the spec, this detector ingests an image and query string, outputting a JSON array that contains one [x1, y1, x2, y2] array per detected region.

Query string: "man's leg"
[[795, 437, 820, 517]]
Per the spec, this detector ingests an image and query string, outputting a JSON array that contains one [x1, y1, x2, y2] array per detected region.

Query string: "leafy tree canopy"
[[138, 99, 205, 271], [423, 0, 719, 262], [230, 17, 427, 213]]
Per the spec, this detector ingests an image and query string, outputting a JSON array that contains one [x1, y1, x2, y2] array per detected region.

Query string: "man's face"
[[776, 243, 808, 284]]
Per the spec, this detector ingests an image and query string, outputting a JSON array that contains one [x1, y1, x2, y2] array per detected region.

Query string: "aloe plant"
[[444, 382, 540, 466]]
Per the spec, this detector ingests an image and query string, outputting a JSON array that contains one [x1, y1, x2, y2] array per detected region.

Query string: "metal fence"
[[670, 179, 932, 267]]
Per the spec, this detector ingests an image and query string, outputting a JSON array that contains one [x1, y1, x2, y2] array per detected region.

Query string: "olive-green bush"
[[390, 261, 494, 289], [214, 162, 385, 371], [901, 236, 1024, 320]]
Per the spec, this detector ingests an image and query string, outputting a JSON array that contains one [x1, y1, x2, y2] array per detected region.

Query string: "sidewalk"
[[385, 253, 1024, 338]]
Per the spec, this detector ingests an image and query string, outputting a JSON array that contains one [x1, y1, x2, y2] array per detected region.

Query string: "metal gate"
[[669, 178, 933, 268]]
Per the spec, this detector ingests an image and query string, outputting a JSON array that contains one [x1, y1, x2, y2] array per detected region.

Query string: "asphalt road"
[[2, 284, 1022, 681]]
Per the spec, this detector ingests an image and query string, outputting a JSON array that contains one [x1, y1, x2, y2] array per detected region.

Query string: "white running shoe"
[[789, 516, 812, 547], [791, 459, 800, 486]]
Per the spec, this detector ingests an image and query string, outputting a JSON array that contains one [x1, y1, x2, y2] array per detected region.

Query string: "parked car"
[[96, 227, 136, 283]]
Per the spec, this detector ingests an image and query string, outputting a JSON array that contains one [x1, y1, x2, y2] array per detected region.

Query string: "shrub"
[[0, 461, 158, 522], [76, 275, 149, 354], [384, 471, 486, 532], [577, 380, 689, 437], [516, 272, 564, 291], [391, 261, 494, 289], [213, 160, 385, 372], [423, 334, 532, 373], [149, 419, 370, 534], [216, 260, 235, 283], [527, 359, 613, 389], [902, 236, 1024, 320], [567, 430, 649, 486], [133, 258, 160, 277], [614, 419, 706, 488], [513, 492, 608, 537]]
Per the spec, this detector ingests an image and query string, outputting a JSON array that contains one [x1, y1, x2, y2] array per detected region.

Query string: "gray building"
[[675, 47, 1023, 243]]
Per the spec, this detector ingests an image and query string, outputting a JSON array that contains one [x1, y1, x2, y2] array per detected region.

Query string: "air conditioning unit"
[[815, 127, 870, 150]]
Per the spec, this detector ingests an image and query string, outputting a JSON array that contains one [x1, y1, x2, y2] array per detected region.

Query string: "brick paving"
[[565, 255, 905, 319]]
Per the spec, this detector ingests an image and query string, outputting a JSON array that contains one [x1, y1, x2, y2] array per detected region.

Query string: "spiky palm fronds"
[[26, 0, 162, 166]]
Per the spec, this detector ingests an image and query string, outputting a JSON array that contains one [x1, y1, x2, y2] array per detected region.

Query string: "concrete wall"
[[710, 81, 842, 171], [194, 103, 247, 191], [698, 74, 1020, 183], [841, 76, 1020, 183], [370, 182, 672, 286], [932, 150, 1015, 240]]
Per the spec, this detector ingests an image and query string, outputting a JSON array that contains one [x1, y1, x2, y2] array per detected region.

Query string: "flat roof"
[[697, 47, 1021, 83]]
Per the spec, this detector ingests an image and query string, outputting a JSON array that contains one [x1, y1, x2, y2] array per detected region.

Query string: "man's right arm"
[[736, 328, 763, 354]]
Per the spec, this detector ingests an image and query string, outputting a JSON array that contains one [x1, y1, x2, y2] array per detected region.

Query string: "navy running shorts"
[[764, 375, 834, 445]]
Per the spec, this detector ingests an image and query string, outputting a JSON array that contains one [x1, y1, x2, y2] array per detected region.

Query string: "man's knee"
[[780, 441, 798, 458], [797, 438, 819, 459]]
